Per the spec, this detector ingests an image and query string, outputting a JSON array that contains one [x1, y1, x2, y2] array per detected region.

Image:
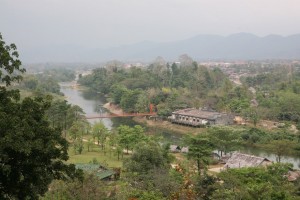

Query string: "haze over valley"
[[2, 1, 300, 199], [19, 33, 300, 62]]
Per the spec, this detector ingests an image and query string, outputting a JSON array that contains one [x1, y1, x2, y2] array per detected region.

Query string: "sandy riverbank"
[[103, 102, 123, 115]]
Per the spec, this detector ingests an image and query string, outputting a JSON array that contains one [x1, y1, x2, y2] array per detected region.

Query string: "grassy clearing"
[[18, 89, 65, 101], [67, 143, 129, 168]]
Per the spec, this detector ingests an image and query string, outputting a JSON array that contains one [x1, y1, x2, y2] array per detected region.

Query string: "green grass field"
[[67, 143, 129, 168]]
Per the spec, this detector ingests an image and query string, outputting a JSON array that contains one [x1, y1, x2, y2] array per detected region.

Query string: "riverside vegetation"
[[2, 33, 300, 199]]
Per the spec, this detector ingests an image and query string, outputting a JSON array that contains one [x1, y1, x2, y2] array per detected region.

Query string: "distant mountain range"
[[21, 33, 300, 63]]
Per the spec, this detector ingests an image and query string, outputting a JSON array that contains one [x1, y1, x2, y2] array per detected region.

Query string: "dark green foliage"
[[46, 100, 86, 131], [0, 34, 81, 199], [92, 122, 108, 149], [208, 127, 240, 156], [42, 173, 107, 200], [123, 140, 170, 174], [120, 89, 142, 112], [42, 68, 76, 82], [241, 128, 270, 144], [23, 76, 38, 90], [117, 125, 146, 154], [36, 77, 61, 94], [121, 139, 178, 199], [110, 84, 128, 104], [0, 88, 82, 199], [194, 174, 218, 200], [212, 163, 298, 199], [21, 75, 62, 95], [185, 134, 214, 175], [242, 65, 300, 122], [267, 140, 296, 163], [0, 33, 25, 86], [78, 60, 231, 115]]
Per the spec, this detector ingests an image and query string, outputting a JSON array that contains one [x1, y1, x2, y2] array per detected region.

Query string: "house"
[[75, 164, 117, 180], [250, 99, 259, 107], [170, 108, 234, 127], [287, 170, 300, 181], [234, 116, 246, 125], [181, 147, 189, 153], [212, 152, 221, 160], [170, 145, 181, 153], [224, 152, 272, 169]]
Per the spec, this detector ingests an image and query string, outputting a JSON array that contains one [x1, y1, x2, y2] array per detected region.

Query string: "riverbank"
[[103, 102, 123, 115], [134, 116, 206, 135], [103, 102, 204, 135]]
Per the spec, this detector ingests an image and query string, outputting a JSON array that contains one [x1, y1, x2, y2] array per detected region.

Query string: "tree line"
[[78, 57, 252, 116]]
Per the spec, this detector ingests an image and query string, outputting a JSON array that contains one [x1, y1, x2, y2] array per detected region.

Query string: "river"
[[60, 82, 300, 168], [60, 82, 113, 129]]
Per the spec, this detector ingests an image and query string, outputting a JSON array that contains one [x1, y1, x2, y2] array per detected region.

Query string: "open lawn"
[[67, 143, 130, 168]]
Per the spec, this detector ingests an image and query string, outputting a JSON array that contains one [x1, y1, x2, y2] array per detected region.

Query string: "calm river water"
[[60, 82, 113, 129], [60, 82, 300, 168]]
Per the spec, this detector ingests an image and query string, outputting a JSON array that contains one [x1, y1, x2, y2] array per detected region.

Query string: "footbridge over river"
[[85, 112, 157, 119]]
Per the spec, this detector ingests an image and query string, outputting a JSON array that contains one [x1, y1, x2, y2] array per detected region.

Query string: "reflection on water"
[[239, 146, 300, 169], [111, 117, 140, 128]]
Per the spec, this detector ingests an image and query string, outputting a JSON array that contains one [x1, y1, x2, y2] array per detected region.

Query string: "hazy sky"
[[1, 0, 300, 49]]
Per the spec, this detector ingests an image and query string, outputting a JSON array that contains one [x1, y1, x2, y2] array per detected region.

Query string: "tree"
[[120, 89, 142, 112], [68, 121, 82, 140], [212, 163, 296, 200], [92, 122, 108, 150], [117, 125, 132, 154], [68, 105, 86, 124], [121, 138, 178, 200], [0, 33, 81, 199], [123, 140, 171, 174], [87, 138, 94, 152], [208, 127, 240, 157], [117, 125, 146, 154], [0, 90, 82, 199], [268, 140, 296, 163], [185, 134, 214, 176], [73, 136, 84, 154], [135, 92, 150, 113], [110, 84, 128, 104], [243, 107, 260, 126], [22, 75, 38, 90], [42, 173, 107, 200], [0, 33, 25, 86]]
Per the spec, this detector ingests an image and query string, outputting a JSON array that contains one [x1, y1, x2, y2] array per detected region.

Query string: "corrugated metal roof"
[[75, 163, 115, 179], [170, 145, 181, 152], [172, 108, 224, 120]]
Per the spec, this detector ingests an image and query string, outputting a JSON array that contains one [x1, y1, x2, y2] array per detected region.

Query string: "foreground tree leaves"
[[0, 33, 25, 86], [41, 173, 107, 200], [0, 87, 82, 199], [212, 163, 298, 200], [0, 33, 82, 199]]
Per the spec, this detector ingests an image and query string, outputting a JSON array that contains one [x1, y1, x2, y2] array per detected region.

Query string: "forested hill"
[[21, 33, 300, 62]]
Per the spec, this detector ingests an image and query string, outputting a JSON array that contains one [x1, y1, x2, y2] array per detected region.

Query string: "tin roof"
[[75, 163, 115, 179], [172, 108, 224, 120], [224, 153, 271, 169]]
